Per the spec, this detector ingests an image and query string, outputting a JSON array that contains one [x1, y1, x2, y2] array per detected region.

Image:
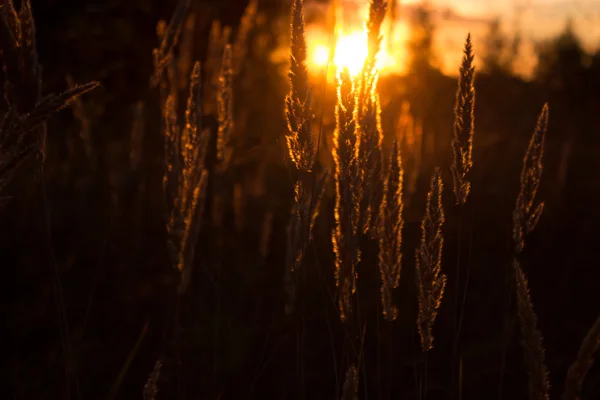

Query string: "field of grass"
[[3, 0, 600, 399]]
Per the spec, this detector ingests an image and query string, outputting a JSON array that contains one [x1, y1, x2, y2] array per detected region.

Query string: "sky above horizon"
[[414, 0, 600, 48], [406, 0, 600, 76], [303, 0, 600, 78]]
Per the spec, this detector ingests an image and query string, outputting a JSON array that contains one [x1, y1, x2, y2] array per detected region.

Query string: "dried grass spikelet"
[[378, 139, 404, 322], [285, 0, 315, 173], [217, 44, 233, 167], [163, 95, 181, 235], [310, 170, 329, 234], [332, 68, 361, 321], [356, 0, 387, 111], [416, 169, 447, 352], [451, 34, 476, 205], [142, 359, 162, 400], [232, 0, 258, 75], [205, 21, 232, 116], [284, 181, 307, 315], [510, 104, 550, 400], [283, 0, 320, 315], [151, 0, 191, 87], [355, 0, 387, 234], [9, 82, 100, 138], [0, 2, 98, 196], [0, 0, 42, 113], [365, 0, 388, 76], [1, 1, 100, 163], [284, 172, 329, 314], [0, 82, 99, 190], [341, 364, 359, 400], [357, 86, 384, 234], [513, 104, 548, 254], [562, 315, 600, 400], [182, 62, 210, 202], [513, 258, 550, 400], [178, 62, 210, 293], [163, 62, 210, 294]]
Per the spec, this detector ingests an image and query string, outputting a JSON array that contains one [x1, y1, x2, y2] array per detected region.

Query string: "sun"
[[309, 31, 372, 76], [309, 30, 394, 77], [334, 32, 371, 76]]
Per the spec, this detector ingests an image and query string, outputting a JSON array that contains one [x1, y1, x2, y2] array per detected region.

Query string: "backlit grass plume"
[[142, 360, 162, 400], [8, 82, 100, 138], [356, 0, 387, 233], [332, 68, 360, 321], [285, 0, 315, 173], [341, 364, 359, 400], [357, 88, 384, 233], [513, 259, 550, 400], [513, 104, 548, 254], [284, 173, 328, 314], [451, 34, 476, 205], [151, 0, 191, 87], [282, 0, 323, 315], [511, 104, 550, 400], [163, 63, 210, 294], [0, 0, 42, 114], [0, 82, 100, 197], [356, 0, 387, 109], [0, 0, 99, 193], [217, 44, 233, 167], [416, 169, 446, 351], [0, 0, 97, 168], [562, 315, 600, 400], [362, 0, 388, 94], [205, 21, 232, 116], [378, 139, 404, 321], [232, 0, 258, 75]]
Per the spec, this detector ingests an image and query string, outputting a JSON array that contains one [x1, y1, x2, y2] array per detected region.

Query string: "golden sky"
[[302, 0, 600, 78], [404, 0, 600, 76], [424, 0, 600, 44]]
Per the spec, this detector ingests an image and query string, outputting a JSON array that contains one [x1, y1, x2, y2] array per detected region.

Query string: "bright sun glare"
[[305, 0, 410, 78], [311, 31, 388, 77]]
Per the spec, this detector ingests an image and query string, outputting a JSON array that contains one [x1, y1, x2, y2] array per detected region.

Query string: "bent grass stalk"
[[451, 33, 476, 389], [511, 104, 550, 400]]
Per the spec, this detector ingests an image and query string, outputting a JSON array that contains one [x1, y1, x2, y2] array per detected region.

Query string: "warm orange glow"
[[334, 32, 371, 76], [306, 2, 409, 78], [310, 30, 390, 77], [312, 44, 330, 67]]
